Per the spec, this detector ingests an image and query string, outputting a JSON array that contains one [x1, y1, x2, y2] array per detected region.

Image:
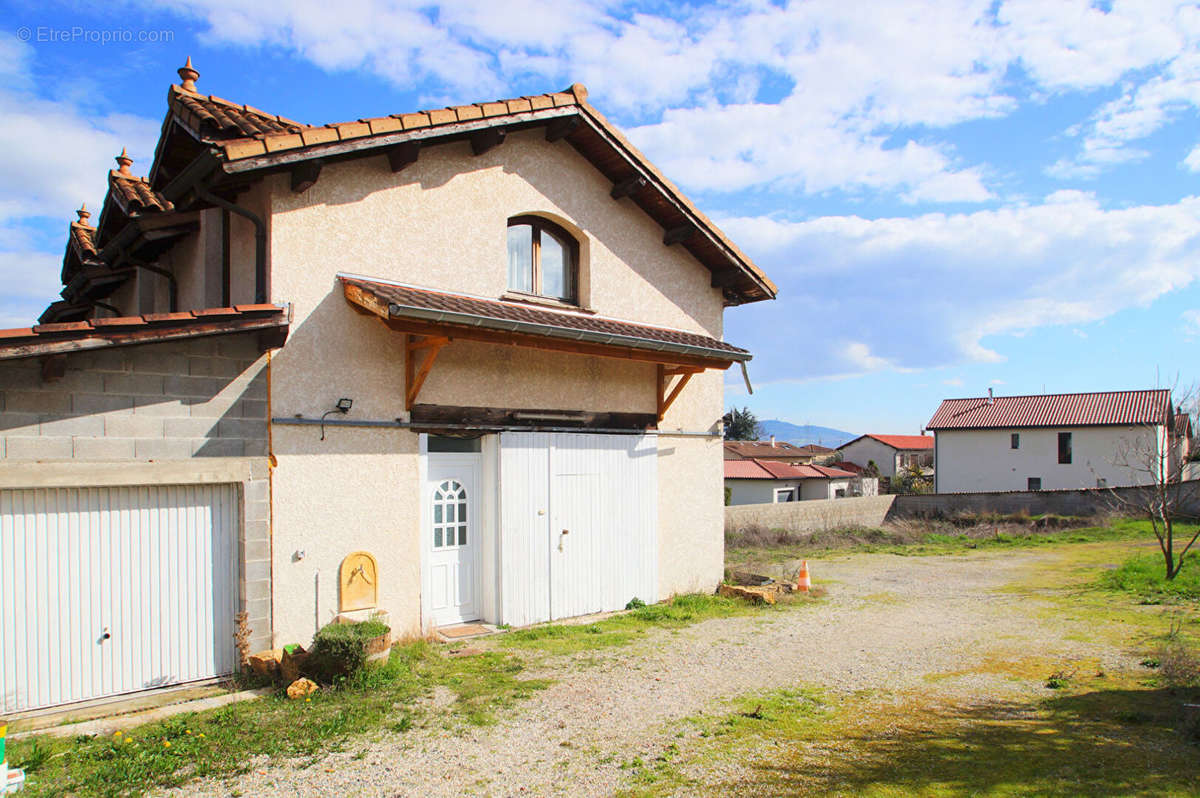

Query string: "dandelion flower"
[[163, 741, 172, 748], [113, 731, 122, 737], [186, 730, 192, 735], [199, 733, 206, 738]]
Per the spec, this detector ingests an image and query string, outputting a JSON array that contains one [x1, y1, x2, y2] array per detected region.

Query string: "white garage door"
[[0, 484, 238, 714], [498, 432, 657, 627]]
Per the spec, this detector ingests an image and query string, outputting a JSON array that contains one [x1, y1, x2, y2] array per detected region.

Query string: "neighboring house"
[[838, 434, 934, 478], [724, 459, 874, 505], [926, 389, 1177, 493], [0, 61, 777, 714], [1172, 412, 1193, 479], [723, 438, 836, 465]]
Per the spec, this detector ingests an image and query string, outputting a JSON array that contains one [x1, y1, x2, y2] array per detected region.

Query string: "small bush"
[[1159, 642, 1200, 689], [305, 618, 391, 684], [625, 597, 646, 610]]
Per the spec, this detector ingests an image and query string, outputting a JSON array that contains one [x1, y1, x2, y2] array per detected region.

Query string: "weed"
[[1045, 669, 1074, 690], [13, 738, 53, 773]]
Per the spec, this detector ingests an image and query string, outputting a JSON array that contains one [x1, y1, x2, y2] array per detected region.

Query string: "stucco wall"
[[839, 438, 900, 477], [935, 426, 1164, 493], [269, 425, 423, 644], [726, 478, 803, 505], [658, 435, 724, 598], [264, 128, 731, 635]]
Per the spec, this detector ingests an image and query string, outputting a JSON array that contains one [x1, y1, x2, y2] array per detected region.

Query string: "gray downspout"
[[196, 188, 267, 304], [129, 260, 178, 313]]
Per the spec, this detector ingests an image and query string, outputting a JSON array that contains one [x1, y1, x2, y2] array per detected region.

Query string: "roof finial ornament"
[[115, 148, 133, 175], [178, 56, 199, 92], [76, 203, 90, 224]]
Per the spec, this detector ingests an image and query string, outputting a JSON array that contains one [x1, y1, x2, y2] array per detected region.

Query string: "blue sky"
[[2, 0, 1199, 434]]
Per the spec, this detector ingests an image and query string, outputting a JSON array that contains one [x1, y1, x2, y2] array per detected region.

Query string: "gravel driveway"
[[167, 548, 1129, 797]]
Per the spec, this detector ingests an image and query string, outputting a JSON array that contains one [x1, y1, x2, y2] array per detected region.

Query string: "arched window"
[[507, 215, 578, 303], [432, 480, 468, 549]]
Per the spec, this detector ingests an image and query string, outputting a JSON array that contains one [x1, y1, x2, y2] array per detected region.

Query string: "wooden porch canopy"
[[338, 274, 751, 422]]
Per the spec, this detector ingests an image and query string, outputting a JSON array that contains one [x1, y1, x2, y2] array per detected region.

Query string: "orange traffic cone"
[[796, 560, 811, 593]]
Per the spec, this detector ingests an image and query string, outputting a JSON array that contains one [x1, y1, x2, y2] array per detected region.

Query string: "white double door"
[[498, 432, 658, 627], [425, 454, 482, 627]]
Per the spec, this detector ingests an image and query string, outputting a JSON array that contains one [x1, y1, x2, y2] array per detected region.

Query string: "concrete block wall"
[[725, 494, 897, 533], [241, 473, 272, 655], [0, 333, 268, 460]]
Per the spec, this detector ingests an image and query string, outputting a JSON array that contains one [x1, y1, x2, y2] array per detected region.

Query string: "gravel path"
[[167, 548, 1128, 797]]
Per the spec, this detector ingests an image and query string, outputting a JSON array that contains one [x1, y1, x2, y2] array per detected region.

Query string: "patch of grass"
[[498, 593, 810, 656], [7, 640, 549, 797], [637, 679, 1200, 797], [1100, 551, 1200, 603]]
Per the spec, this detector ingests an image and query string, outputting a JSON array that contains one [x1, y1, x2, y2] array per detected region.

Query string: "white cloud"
[[1181, 309, 1200, 338], [1184, 145, 1200, 172], [943, 377, 965, 386], [722, 193, 1200, 380], [0, 38, 161, 326]]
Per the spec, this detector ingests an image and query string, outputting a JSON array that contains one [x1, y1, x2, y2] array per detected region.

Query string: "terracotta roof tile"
[[108, 172, 174, 214], [169, 85, 307, 141], [366, 116, 403, 135], [926, 390, 1171, 430], [724, 440, 806, 459], [453, 104, 483, 121], [843, 434, 934, 450], [263, 133, 304, 153], [301, 127, 339, 146], [400, 112, 430, 129], [0, 304, 289, 361], [340, 275, 750, 362], [724, 458, 856, 480]]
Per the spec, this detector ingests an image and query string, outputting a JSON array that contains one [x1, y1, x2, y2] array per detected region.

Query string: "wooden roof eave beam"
[[657, 364, 703, 422]]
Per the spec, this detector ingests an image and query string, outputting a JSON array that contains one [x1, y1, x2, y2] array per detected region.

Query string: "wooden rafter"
[[405, 334, 449, 410], [657, 364, 703, 422]]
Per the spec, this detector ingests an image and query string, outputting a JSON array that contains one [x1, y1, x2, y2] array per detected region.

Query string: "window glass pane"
[[540, 230, 571, 299], [507, 224, 533, 293], [459, 525, 467, 545], [434, 528, 443, 548], [459, 501, 467, 523], [446, 503, 456, 523], [428, 435, 482, 453], [434, 505, 442, 524]]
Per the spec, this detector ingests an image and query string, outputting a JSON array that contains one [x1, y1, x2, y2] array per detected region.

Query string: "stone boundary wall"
[[724, 494, 897, 532], [724, 480, 1200, 534], [890, 481, 1200, 520]]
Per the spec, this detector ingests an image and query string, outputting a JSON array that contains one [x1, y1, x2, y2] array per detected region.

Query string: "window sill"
[[500, 292, 594, 314]]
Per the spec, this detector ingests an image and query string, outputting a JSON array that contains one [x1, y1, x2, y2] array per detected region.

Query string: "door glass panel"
[[432, 480, 467, 550]]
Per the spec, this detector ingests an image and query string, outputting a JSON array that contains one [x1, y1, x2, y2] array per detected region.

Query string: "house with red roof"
[[837, 433, 934, 480], [724, 438, 837, 465], [926, 389, 1182, 493], [0, 60, 777, 714], [724, 459, 874, 505]]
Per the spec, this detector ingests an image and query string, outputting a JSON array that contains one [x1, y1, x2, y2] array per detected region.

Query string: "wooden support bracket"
[[663, 224, 695, 246], [470, 128, 507, 156], [386, 141, 421, 172], [610, 175, 647, 200], [657, 364, 703, 421], [545, 115, 580, 142], [405, 334, 448, 410], [290, 159, 322, 193]]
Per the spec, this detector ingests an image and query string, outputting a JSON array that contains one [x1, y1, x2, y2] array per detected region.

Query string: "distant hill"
[[757, 420, 857, 449]]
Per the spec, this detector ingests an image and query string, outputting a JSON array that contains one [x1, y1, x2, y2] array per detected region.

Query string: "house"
[[724, 439, 836, 465], [0, 60, 776, 714], [724, 459, 871, 505], [926, 389, 1178, 493], [837, 434, 934, 478]]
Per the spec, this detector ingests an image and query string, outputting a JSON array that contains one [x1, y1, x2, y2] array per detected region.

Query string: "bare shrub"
[[1160, 642, 1200, 688]]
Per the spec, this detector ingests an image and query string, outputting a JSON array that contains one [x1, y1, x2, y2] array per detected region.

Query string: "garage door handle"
[[102, 628, 111, 641]]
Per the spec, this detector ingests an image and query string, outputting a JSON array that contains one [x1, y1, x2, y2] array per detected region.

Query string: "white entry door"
[[426, 454, 481, 627], [0, 485, 238, 714]]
